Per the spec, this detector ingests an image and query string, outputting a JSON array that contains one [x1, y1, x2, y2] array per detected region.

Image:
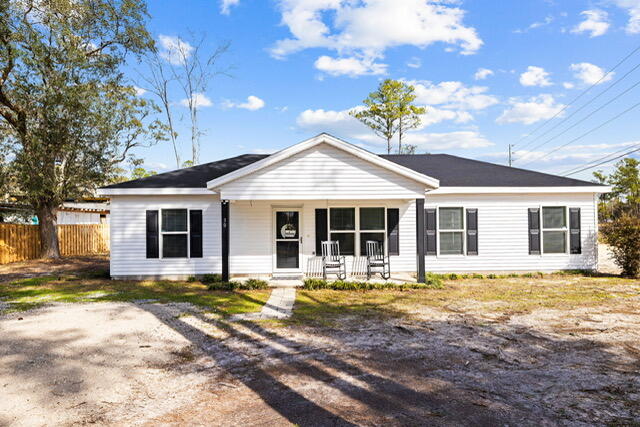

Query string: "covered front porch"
[[219, 198, 427, 283]]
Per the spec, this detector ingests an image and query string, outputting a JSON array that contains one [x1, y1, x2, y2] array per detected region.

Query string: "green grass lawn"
[[0, 274, 271, 315], [290, 275, 640, 326]]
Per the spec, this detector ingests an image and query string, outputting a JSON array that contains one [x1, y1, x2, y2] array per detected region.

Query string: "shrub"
[[200, 274, 222, 284], [472, 273, 484, 279], [207, 278, 269, 291], [302, 276, 443, 291], [186, 276, 197, 282], [601, 215, 640, 277]]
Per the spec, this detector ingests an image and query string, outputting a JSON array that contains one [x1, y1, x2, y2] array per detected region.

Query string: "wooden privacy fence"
[[0, 223, 110, 264]]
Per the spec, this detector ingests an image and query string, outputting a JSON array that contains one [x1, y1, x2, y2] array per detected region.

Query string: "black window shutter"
[[387, 208, 400, 256], [425, 208, 437, 256], [569, 208, 581, 254], [466, 209, 478, 255], [146, 210, 159, 258], [315, 209, 328, 255], [190, 210, 203, 258], [528, 208, 541, 255]]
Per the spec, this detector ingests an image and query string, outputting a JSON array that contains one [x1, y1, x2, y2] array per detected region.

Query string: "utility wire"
[[560, 142, 640, 175], [563, 146, 640, 176], [514, 43, 640, 150], [518, 100, 640, 167], [513, 62, 640, 158], [514, 77, 640, 164]]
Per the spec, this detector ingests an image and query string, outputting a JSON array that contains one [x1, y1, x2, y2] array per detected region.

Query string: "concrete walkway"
[[230, 287, 296, 321]]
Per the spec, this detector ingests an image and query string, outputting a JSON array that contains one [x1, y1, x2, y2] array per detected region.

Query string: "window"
[[161, 209, 188, 258], [330, 208, 355, 255], [542, 207, 567, 254], [328, 207, 387, 256], [438, 207, 464, 255], [359, 207, 385, 255]]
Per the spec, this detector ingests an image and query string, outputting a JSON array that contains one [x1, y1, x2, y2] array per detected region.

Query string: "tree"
[[139, 49, 181, 168], [0, 0, 163, 258], [395, 83, 425, 153], [398, 144, 417, 154], [350, 79, 401, 154], [163, 33, 231, 165], [351, 79, 426, 154], [593, 158, 640, 220], [129, 158, 156, 179]]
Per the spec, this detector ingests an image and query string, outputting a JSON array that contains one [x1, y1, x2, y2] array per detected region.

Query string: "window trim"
[[540, 205, 569, 255], [436, 206, 466, 257], [159, 208, 195, 259], [327, 206, 388, 257]]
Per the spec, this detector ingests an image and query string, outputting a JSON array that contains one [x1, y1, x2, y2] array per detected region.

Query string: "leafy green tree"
[[601, 215, 640, 277], [593, 158, 640, 220], [0, 0, 164, 258], [396, 84, 425, 153], [351, 79, 426, 154], [350, 79, 401, 154]]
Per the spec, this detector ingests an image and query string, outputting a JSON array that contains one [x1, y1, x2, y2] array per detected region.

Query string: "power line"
[[563, 146, 640, 177], [514, 43, 640, 150], [518, 100, 640, 167], [513, 62, 640, 158], [513, 77, 640, 164], [560, 142, 640, 175]]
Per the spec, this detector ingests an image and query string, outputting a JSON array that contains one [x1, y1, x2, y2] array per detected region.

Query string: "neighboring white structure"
[[56, 202, 110, 225], [98, 134, 609, 280]]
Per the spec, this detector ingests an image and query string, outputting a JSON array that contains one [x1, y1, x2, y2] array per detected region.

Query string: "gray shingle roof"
[[103, 152, 600, 189]]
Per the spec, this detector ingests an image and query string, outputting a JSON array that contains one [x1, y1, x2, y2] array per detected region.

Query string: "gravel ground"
[[1, 295, 639, 426]]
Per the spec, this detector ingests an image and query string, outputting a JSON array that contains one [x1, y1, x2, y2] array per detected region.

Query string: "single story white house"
[[98, 133, 610, 281]]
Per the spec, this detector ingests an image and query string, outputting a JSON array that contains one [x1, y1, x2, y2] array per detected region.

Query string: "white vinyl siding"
[[424, 193, 598, 272], [109, 195, 221, 278], [228, 199, 418, 276], [217, 143, 426, 200]]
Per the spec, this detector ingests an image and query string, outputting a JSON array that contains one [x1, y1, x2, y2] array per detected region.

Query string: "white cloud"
[[563, 82, 575, 89], [570, 62, 613, 85], [514, 15, 554, 33], [410, 80, 499, 110], [402, 131, 494, 150], [519, 66, 552, 87], [270, 0, 482, 75], [474, 68, 494, 80], [158, 35, 194, 65], [406, 57, 422, 69], [613, 0, 640, 34], [133, 86, 147, 96], [314, 55, 387, 77], [571, 9, 610, 37], [179, 93, 213, 108], [224, 95, 266, 111], [496, 94, 566, 125], [220, 0, 239, 15]]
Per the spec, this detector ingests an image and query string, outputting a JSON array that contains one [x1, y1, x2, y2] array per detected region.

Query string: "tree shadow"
[[135, 301, 617, 425]]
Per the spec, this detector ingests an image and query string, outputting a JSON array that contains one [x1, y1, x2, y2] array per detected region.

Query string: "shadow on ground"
[[141, 301, 640, 426]]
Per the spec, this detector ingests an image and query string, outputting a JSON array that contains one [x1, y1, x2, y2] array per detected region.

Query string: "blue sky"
[[128, 0, 640, 181]]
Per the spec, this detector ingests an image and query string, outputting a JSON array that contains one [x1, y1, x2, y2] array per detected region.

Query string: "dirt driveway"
[[2, 294, 639, 426]]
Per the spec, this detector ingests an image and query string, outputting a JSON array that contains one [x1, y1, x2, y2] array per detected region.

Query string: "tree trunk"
[[398, 120, 403, 154], [37, 204, 60, 259]]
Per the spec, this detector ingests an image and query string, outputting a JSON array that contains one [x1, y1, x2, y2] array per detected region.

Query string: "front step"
[[271, 274, 304, 281]]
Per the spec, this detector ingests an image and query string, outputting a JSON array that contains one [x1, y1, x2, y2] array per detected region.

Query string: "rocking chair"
[[321, 241, 347, 280], [365, 240, 390, 280]]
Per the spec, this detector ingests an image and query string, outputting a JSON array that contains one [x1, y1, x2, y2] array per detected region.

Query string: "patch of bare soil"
[[598, 243, 621, 275], [2, 299, 639, 426], [0, 255, 109, 283]]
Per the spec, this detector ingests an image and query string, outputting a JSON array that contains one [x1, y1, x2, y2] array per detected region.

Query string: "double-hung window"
[[329, 208, 356, 256], [359, 207, 385, 255], [542, 207, 567, 254], [438, 207, 464, 255], [161, 209, 189, 258], [328, 207, 387, 256]]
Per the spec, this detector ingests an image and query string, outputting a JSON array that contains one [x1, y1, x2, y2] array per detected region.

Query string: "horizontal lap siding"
[[229, 199, 417, 275], [219, 143, 425, 200], [110, 195, 221, 277], [425, 193, 597, 272]]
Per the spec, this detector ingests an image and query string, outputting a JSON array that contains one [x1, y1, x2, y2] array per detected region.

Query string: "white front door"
[[273, 209, 302, 273]]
